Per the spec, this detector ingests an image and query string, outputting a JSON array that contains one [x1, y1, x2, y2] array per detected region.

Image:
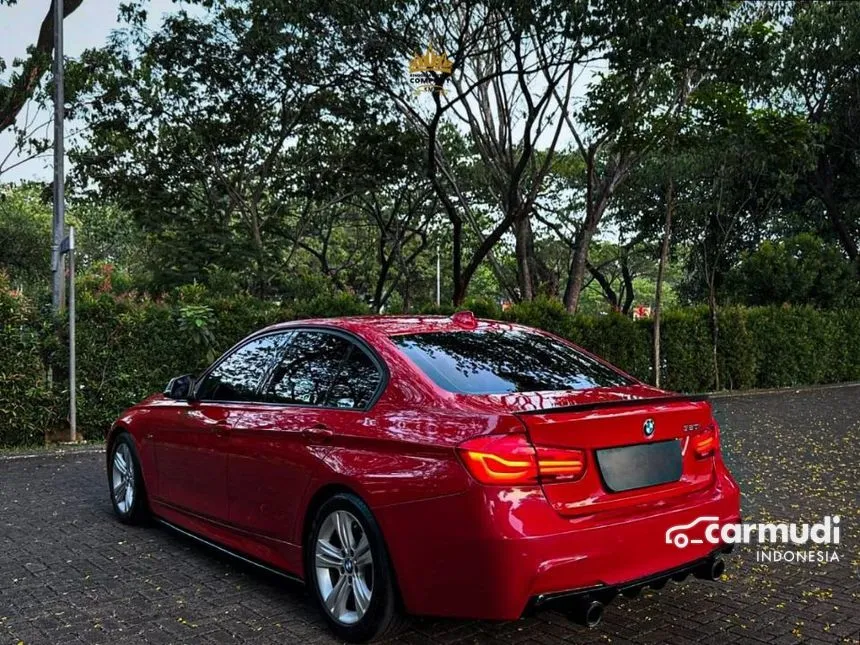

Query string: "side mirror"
[[164, 374, 195, 400]]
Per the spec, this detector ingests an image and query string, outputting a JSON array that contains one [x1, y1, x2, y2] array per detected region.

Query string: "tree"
[[0, 0, 85, 176], [0, 183, 51, 290], [672, 106, 814, 388], [723, 234, 859, 309], [347, 0, 601, 304], [765, 1, 860, 270], [70, 0, 418, 297], [553, 0, 770, 313]]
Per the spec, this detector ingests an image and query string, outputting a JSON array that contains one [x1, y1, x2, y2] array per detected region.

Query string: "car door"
[[227, 329, 384, 544], [153, 333, 285, 522]]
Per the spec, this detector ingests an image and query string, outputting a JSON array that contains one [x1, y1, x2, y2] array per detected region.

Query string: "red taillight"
[[457, 434, 586, 485], [535, 446, 586, 481], [693, 423, 720, 458], [458, 434, 538, 484]]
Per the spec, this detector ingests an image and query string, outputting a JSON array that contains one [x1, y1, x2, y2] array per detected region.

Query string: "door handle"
[[301, 424, 333, 442]]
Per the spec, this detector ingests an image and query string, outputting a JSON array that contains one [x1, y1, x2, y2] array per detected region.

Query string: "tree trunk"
[[562, 218, 598, 313], [653, 178, 673, 388], [823, 196, 859, 267], [248, 208, 267, 297], [585, 261, 618, 310], [816, 161, 859, 267], [451, 216, 465, 305], [620, 256, 635, 315], [707, 280, 721, 391], [514, 212, 534, 301]]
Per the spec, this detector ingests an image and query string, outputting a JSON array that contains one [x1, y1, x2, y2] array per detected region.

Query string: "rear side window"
[[264, 332, 352, 406], [327, 346, 382, 409], [392, 329, 631, 394], [196, 334, 287, 401]]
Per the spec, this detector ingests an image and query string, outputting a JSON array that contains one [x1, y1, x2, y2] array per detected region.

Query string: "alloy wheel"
[[112, 442, 135, 514], [314, 509, 374, 625]]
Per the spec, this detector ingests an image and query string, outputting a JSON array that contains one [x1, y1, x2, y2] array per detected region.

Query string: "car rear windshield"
[[392, 329, 633, 394]]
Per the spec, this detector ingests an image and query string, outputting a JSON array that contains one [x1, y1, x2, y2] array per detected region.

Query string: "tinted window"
[[263, 332, 352, 406], [327, 346, 382, 409], [196, 334, 287, 401], [393, 329, 631, 394]]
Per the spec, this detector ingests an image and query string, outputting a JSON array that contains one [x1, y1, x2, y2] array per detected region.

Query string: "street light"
[[51, 0, 65, 313], [51, 0, 76, 442]]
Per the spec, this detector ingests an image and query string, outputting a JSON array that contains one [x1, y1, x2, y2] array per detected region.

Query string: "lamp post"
[[51, 0, 65, 313], [50, 0, 76, 442]]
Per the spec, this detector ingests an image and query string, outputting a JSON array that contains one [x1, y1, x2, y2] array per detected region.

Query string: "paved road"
[[1, 386, 858, 645]]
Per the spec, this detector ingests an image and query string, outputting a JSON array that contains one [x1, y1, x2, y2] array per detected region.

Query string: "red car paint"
[[109, 315, 741, 621]]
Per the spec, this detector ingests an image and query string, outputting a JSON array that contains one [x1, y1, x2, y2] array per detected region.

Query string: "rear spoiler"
[[516, 394, 709, 416]]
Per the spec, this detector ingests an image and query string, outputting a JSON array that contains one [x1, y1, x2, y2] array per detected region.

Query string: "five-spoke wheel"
[[107, 433, 148, 524], [307, 494, 405, 642], [314, 509, 375, 624], [112, 442, 136, 514]]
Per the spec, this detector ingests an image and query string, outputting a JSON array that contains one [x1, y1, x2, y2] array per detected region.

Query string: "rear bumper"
[[527, 543, 733, 613], [375, 462, 741, 620]]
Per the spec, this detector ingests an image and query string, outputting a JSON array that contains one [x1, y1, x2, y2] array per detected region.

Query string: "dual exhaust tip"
[[569, 558, 725, 628]]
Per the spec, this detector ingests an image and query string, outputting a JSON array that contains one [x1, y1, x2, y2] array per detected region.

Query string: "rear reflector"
[[457, 434, 586, 485]]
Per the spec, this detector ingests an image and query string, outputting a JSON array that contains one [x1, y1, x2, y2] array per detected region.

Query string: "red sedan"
[[107, 312, 741, 642]]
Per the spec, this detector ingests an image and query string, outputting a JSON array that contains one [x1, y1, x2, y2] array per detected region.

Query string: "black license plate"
[[596, 440, 682, 493]]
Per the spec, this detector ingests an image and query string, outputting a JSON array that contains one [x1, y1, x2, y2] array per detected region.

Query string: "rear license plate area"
[[596, 439, 682, 492]]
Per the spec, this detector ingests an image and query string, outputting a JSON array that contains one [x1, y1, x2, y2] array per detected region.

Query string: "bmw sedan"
[[107, 312, 741, 642]]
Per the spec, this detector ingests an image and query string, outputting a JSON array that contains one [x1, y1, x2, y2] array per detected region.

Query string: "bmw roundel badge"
[[643, 418, 655, 438]]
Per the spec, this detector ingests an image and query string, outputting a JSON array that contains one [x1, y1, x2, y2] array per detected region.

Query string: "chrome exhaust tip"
[[694, 558, 725, 581], [571, 599, 604, 628]]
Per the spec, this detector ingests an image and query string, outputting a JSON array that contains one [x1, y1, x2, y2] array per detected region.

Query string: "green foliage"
[[177, 304, 218, 364], [503, 296, 573, 337], [745, 307, 853, 388], [569, 312, 651, 382], [462, 297, 502, 320], [0, 184, 51, 291], [0, 273, 56, 447], [723, 234, 859, 308], [1, 282, 860, 447], [287, 293, 372, 319]]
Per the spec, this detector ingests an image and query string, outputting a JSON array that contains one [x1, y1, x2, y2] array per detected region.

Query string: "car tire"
[[306, 492, 407, 642], [107, 432, 150, 525]]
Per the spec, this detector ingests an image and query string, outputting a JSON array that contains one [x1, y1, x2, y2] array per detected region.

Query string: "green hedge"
[[0, 277, 57, 446], [1, 282, 859, 448]]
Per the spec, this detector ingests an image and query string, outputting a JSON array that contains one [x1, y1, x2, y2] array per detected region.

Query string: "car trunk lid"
[[505, 389, 717, 518]]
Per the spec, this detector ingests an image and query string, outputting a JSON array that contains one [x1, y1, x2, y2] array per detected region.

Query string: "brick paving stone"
[[1, 385, 858, 644]]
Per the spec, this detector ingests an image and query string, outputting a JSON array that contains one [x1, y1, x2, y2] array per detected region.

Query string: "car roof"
[[259, 313, 522, 337]]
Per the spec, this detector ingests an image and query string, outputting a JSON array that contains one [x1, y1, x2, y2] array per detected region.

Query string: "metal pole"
[[436, 244, 441, 306], [50, 0, 65, 313], [68, 227, 76, 443]]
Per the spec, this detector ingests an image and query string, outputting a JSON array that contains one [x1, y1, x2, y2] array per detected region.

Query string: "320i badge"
[[106, 312, 741, 642]]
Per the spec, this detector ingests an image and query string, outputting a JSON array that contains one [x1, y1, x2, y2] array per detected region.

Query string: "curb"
[[0, 443, 104, 461], [707, 381, 860, 400]]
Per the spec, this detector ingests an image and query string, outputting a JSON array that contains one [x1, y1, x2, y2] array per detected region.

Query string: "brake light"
[[535, 446, 586, 481], [458, 434, 538, 484], [457, 434, 586, 485], [693, 423, 720, 458]]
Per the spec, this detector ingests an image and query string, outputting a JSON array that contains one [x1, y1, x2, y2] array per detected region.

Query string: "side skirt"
[[156, 517, 306, 587]]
